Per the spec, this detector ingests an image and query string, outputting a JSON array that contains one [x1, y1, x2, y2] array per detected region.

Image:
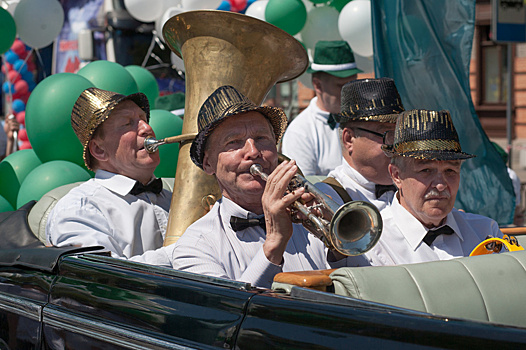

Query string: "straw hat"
[[190, 85, 287, 169], [337, 78, 405, 124], [71, 87, 149, 170], [382, 109, 475, 160]]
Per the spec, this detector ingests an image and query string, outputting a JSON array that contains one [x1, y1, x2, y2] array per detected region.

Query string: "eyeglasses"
[[355, 127, 395, 145]]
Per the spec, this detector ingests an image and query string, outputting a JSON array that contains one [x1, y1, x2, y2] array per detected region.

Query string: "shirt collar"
[[310, 97, 332, 122], [340, 161, 376, 192], [94, 169, 157, 196], [391, 195, 463, 250]]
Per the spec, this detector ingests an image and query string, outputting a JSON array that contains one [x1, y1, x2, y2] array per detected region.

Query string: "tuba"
[[161, 10, 309, 246]]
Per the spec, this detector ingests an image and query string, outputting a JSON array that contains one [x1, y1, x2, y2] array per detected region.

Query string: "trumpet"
[[250, 164, 382, 256], [144, 134, 198, 153]]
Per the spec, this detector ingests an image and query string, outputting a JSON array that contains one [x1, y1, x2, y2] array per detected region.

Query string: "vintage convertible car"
[[2, 184, 526, 349]]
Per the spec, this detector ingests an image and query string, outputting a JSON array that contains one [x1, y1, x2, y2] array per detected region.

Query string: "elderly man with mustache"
[[344, 109, 503, 266]]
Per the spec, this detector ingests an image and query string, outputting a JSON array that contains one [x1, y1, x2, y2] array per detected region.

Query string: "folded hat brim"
[[337, 112, 400, 124], [382, 147, 476, 161], [306, 67, 363, 78]]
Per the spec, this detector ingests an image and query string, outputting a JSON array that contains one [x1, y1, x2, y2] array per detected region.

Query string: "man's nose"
[[138, 119, 154, 136], [244, 138, 260, 158], [432, 172, 448, 191]]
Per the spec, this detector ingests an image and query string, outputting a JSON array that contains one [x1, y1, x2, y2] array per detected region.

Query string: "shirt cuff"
[[240, 247, 283, 288]]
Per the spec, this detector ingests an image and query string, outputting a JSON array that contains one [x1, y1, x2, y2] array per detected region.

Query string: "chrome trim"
[[43, 307, 203, 350], [0, 292, 42, 321]]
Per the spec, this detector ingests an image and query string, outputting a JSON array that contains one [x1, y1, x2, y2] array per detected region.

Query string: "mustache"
[[424, 188, 450, 199]]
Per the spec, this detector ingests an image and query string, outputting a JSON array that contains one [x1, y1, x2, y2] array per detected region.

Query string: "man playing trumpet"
[[170, 86, 345, 288]]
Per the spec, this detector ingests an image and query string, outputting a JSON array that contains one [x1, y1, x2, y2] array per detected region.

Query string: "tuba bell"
[[161, 10, 309, 246]]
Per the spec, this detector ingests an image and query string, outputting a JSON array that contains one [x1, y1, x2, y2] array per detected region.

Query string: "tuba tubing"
[[161, 10, 308, 246], [250, 164, 383, 256]]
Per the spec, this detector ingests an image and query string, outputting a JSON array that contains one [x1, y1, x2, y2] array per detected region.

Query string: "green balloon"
[[78, 61, 139, 96], [309, 0, 329, 4], [149, 109, 183, 178], [25, 73, 93, 168], [330, 0, 352, 12], [0, 149, 42, 208], [17, 160, 91, 209], [0, 8, 16, 54], [125, 65, 160, 108], [265, 0, 307, 36], [0, 195, 13, 213]]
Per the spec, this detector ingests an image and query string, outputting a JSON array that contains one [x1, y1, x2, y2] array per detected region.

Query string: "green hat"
[[306, 40, 363, 78]]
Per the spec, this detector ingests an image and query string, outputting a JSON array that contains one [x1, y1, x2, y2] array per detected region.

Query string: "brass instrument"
[[144, 134, 197, 153], [250, 164, 382, 256], [161, 10, 308, 246]]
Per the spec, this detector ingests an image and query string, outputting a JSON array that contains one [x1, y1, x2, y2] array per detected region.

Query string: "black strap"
[[322, 177, 352, 203]]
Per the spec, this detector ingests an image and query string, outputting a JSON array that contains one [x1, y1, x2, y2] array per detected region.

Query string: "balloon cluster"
[[245, 0, 374, 74], [1, 38, 37, 150], [0, 59, 184, 211]]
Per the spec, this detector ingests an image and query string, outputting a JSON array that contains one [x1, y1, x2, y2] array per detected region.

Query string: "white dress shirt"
[[170, 197, 332, 288], [343, 194, 504, 267], [46, 170, 173, 264], [281, 97, 343, 176], [315, 161, 395, 212]]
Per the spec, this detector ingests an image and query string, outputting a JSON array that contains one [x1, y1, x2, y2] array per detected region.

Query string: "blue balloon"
[[22, 70, 34, 82], [12, 99, 25, 113], [2, 82, 14, 94], [13, 59, 28, 74], [28, 80, 36, 91], [5, 50, 18, 64], [217, 0, 231, 10]]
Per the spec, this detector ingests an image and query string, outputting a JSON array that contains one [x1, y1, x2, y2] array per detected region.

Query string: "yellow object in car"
[[470, 234, 524, 256]]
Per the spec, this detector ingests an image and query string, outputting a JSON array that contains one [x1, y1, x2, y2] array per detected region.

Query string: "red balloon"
[[16, 111, 25, 124], [26, 60, 36, 72], [11, 39, 26, 57], [20, 92, 31, 104], [1, 62, 12, 74], [19, 141, 32, 150], [228, 0, 247, 11], [14, 80, 28, 95], [18, 128, 28, 142], [7, 70, 20, 83]]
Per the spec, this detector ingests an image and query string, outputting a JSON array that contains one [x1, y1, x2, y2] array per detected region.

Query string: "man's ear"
[[341, 127, 355, 153], [312, 76, 323, 96], [389, 163, 402, 188], [88, 138, 108, 162], [202, 152, 215, 176]]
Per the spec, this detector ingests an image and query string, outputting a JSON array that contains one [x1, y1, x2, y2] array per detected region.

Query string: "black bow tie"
[[327, 113, 338, 130], [423, 225, 455, 246], [230, 216, 266, 232], [130, 178, 163, 195], [375, 184, 397, 198]]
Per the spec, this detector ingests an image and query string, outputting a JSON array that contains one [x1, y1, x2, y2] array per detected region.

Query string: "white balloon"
[[156, 6, 184, 41], [244, 0, 268, 21], [124, 0, 164, 22], [181, 0, 222, 10], [171, 51, 185, 73], [299, 5, 342, 49], [14, 0, 64, 49], [338, 0, 373, 57]]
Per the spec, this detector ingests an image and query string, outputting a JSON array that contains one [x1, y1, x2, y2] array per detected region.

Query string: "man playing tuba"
[[168, 86, 347, 288]]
